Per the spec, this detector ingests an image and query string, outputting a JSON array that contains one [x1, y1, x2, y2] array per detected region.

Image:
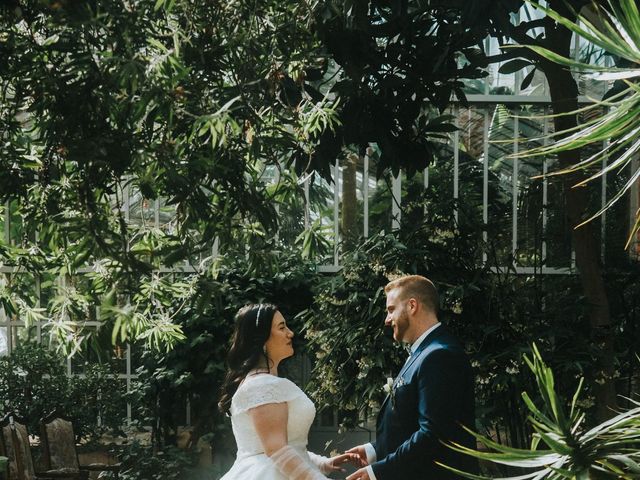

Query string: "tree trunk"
[[542, 4, 616, 420], [341, 152, 359, 249]]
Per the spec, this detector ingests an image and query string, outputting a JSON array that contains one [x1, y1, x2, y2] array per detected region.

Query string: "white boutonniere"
[[384, 376, 404, 410], [383, 377, 395, 409], [383, 377, 393, 395]]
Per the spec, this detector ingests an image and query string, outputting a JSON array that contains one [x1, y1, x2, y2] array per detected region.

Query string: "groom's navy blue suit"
[[371, 325, 477, 479]]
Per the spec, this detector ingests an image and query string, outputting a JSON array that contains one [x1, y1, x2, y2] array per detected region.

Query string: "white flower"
[[383, 377, 397, 409], [506, 360, 520, 375], [383, 377, 393, 395], [15, 367, 27, 378]]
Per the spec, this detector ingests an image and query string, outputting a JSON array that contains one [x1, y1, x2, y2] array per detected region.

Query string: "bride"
[[218, 303, 356, 480]]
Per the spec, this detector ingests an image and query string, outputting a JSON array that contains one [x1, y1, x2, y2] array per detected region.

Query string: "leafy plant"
[[514, 0, 640, 247], [0, 0, 338, 351], [300, 154, 639, 444], [312, 0, 520, 177], [128, 243, 317, 452], [300, 156, 511, 428], [442, 344, 640, 479], [105, 441, 200, 480], [0, 342, 124, 439]]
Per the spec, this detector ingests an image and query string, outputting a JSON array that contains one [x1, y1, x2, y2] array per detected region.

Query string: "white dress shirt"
[[363, 322, 442, 480]]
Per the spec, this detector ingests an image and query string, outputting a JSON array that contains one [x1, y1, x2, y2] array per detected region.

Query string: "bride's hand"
[[344, 446, 369, 468], [326, 452, 361, 473]]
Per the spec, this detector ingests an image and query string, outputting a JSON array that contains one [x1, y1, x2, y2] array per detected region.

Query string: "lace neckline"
[[239, 370, 277, 388], [246, 368, 272, 378]]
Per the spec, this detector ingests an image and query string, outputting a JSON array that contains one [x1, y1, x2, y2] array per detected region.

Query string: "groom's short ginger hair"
[[385, 275, 439, 315]]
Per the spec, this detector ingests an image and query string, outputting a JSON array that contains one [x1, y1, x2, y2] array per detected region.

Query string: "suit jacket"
[[371, 325, 478, 479]]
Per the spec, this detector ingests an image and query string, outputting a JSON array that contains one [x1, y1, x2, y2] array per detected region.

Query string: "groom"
[[346, 275, 477, 480]]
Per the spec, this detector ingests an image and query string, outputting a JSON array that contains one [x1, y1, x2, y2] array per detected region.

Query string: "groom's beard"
[[393, 307, 410, 343]]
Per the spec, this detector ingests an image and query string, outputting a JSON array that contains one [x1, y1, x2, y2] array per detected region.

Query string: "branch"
[[506, 18, 546, 47], [513, 18, 547, 33], [486, 47, 534, 65]]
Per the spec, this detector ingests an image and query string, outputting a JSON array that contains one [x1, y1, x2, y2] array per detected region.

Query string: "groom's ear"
[[407, 298, 418, 315]]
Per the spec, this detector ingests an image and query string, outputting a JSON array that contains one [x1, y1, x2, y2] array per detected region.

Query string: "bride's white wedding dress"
[[221, 374, 329, 480]]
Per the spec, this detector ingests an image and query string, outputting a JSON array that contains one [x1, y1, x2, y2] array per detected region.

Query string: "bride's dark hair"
[[218, 303, 278, 414]]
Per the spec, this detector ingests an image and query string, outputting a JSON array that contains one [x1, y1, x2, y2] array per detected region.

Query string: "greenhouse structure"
[[1, 1, 639, 479]]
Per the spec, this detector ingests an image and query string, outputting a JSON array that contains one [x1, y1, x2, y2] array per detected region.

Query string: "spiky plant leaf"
[[510, 0, 640, 249], [441, 344, 640, 479]]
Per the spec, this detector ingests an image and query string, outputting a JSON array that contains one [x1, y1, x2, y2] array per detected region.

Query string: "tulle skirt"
[[220, 453, 287, 480]]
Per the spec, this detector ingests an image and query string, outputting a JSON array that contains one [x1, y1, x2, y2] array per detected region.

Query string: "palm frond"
[[513, 0, 640, 248]]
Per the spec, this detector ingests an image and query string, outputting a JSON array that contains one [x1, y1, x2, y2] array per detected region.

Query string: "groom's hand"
[[326, 453, 360, 473], [345, 446, 368, 468], [346, 467, 371, 480]]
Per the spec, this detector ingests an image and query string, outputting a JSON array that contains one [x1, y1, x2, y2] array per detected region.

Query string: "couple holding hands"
[[219, 275, 477, 480]]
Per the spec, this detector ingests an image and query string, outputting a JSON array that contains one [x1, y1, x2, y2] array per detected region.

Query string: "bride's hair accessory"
[[255, 304, 264, 327]]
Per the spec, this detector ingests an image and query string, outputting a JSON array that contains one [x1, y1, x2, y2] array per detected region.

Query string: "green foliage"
[[0, 0, 339, 351], [301, 233, 410, 426], [0, 342, 124, 439], [0, 2, 638, 461], [127, 243, 317, 450], [105, 442, 201, 480], [296, 219, 332, 260], [301, 155, 504, 427], [305, 235, 637, 443], [442, 345, 640, 479], [300, 155, 640, 443], [312, 1, 521, 177], [511, 0, 640, 247]]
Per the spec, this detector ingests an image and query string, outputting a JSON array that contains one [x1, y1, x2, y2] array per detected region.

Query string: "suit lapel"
[[377, 327, 444, 420], [398, 327, 439, 376], [379, 392, 391, 415]]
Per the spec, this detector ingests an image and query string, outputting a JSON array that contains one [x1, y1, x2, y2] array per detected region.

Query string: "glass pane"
[[485, 38, 517, 95], [573, 22, 612, 99], [486, 104, 517, 265], [341, 154, 362, 243], [366, 147, 400, 236], [308, 170, 336, 265], [515, 107, 546, 267], [520, 65, 548, 96], [363, 150, 383, 237], [0, 202, 6, 245], [128, 186, 156, 227], [158, 196, 177, 234], [541, 112, 573, 268], [11, 325, 38, 346], [0, 326, 8, 355], [452, 107, 489, 264], [358, 152, 375, 238], [458, 106, 486, 162]]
